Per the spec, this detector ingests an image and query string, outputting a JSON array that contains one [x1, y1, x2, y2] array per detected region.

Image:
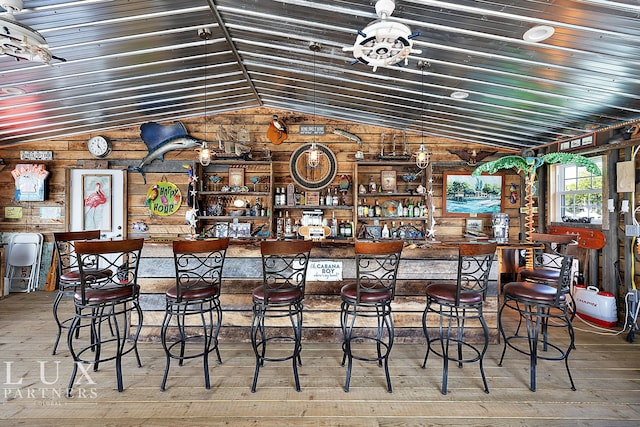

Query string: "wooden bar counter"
[[137, 238, 499, 343]]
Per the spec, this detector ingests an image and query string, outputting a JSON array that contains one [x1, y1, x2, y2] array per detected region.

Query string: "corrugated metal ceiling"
[[1, 0, 639, 151]]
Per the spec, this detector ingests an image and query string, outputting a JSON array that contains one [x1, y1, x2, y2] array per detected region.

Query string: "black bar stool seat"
[[421, 242, 496, 395], [160, 238, 229, 391], [340, 240, 404, 393], [250, 240, 313, 393]]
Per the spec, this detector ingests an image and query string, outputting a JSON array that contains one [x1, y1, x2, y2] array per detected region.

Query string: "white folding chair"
[[5, 233, 43, 293]]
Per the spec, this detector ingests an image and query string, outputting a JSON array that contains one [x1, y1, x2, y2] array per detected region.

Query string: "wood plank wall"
[[0, 106, 519, 240], [0, 106, 517, 341]]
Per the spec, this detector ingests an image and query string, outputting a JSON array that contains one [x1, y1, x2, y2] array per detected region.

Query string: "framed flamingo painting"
[[82, 174, 112, 231]]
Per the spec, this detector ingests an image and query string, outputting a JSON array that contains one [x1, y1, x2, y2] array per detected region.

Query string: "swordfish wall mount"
[[128, 121, 201, 184]]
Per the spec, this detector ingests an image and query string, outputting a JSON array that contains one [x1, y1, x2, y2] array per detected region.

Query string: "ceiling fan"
[[0, 0, 65, 64]]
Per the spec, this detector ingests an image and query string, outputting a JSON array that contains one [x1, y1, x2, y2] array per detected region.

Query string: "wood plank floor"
[[1, 292, 639, 426]]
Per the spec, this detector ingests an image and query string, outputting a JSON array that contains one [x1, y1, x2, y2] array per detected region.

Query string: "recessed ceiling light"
[[523, 25, 555, 42], [450, 91, 469, 99], [1, 87, 26, 96]]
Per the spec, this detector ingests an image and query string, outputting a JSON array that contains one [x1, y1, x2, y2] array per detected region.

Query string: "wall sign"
[[299, 125, 325, 135], [20, 150, 53, 161], [307, 260, 343, 281], [11, 164, 49, 201], [146, 180, 182, 216], [558, 133, 594, 151]]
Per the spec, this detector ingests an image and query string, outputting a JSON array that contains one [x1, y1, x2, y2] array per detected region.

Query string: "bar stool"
[[498, 252, 576, 392], [518, 233, 576, 285], [52, 230, 112, 355], [421, 242, 497, 394], [251, 239, 313, 392], [66, 238, 144, 397], [160, 238, 229, 391], [340, 240, 404, 392]]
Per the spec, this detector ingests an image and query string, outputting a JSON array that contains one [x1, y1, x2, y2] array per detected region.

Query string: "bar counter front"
[[136, 238, 499, 344]]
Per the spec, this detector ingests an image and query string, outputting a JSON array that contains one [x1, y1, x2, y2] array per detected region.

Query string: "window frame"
[[550, 155, 605, 226]]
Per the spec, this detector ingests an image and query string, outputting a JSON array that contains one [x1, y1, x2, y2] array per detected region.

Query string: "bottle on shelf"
[[284, 211, 292, 236], [413, 201, 421, 218], [254, 197, 263, 217], [397, 200, 403, 218], [381, 223, 390, 239], [330, 212, 337, 238], [325, 188, 332, 206], [374, 199, 382, 217], [344, 221, 352, 238], [332, 188, 339, 206], [276, 211, 284, 237], [407, 199, 414, 218], [362, 199, 369, 218]]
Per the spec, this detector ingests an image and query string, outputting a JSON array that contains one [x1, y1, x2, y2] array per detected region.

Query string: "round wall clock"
[[289, 143, 338, 190], [87, 136, 112, 158]]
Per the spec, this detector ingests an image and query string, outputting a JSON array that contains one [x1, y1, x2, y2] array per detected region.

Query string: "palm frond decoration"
[[471, 152, 600, 243]]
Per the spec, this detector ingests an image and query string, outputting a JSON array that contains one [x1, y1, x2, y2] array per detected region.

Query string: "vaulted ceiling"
[[1, 0, 640, 151]]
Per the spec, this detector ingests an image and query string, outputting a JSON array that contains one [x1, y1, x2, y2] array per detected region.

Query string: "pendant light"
[[307, 42, 322, 168], [198, 28, 212, 166], [415, 60, 430, 169]]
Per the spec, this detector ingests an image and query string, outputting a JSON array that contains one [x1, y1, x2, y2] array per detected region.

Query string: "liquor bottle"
[[381, 223, 390, 239], [407, 199, 414, 218], [374, 199, 382, 217], [325, 189, 331, 206], [368, 199, 375, 217], [413, 202, 421, 218], [284, 211, 292, 235], [362, 199, 369, 217], [344, 221, 352, 238], [330, 212, 337, 237], [357, 201, 364, 217], [332, 188, 339, 206], [397, 200, 403, 218], [276, 211, 284, 237]]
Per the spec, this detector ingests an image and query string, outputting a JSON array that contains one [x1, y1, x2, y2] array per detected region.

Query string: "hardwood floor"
[[1, 292, 639, 426]]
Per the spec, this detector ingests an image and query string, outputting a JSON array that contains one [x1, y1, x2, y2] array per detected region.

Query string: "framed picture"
[[82, 174, 112, 231], [466, 219, 484, 233], [380, 170, 396, 192], [305, 191, 320, 206], [443, 172, 504, 216], [228, 167, 244, 188], [213, 222, 229, 238], [364, 225, 382, 240]]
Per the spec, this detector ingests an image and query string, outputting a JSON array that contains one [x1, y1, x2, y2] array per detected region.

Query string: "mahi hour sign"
[[146, 180, 182, 216]]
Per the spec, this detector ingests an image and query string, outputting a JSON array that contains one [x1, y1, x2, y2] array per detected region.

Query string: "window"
[[551, 156, 603, 224]]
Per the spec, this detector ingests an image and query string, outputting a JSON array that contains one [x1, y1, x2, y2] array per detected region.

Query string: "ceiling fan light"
[[523, 25, 555, 42]]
